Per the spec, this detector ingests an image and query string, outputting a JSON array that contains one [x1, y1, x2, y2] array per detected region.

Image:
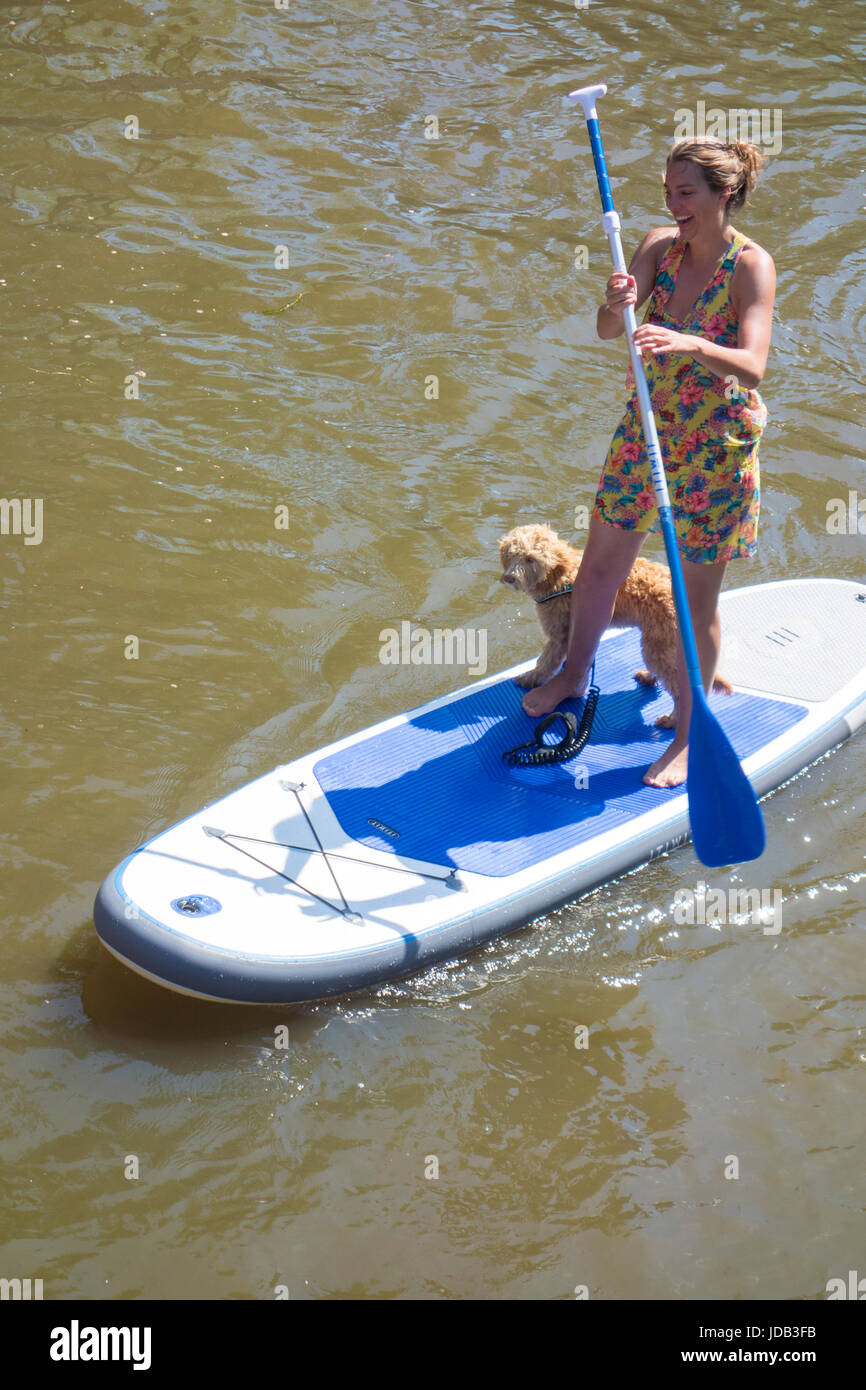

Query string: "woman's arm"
[[597, 226, 677, 340], [699, 244, 775, 388], [631, 244, 776, 390]]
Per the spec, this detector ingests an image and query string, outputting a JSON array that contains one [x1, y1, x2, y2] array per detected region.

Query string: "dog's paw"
[[713, 674, 733, 695], [655, 711, 677, 729], [634, 668, 658, 687], [514, 670, 538, 689]]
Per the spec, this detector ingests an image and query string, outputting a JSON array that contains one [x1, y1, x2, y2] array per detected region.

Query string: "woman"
[[522, 137, 776, 788]]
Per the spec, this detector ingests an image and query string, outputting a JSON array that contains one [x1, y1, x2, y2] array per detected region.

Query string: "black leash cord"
[[503, 667, 600, 768]]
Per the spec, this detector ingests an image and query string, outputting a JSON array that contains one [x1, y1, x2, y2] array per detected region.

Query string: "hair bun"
[[731, 140, 765, 176]]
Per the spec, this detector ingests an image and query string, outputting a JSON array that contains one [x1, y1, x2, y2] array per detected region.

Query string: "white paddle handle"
[[568, 84, 607, 121]]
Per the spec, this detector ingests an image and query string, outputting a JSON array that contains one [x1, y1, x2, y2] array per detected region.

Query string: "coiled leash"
[[502, 662, 600, 767]]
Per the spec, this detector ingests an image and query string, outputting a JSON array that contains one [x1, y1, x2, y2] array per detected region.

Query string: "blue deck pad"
[[314, 629, 807, 877]]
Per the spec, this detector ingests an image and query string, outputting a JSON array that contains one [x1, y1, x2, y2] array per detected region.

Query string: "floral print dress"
[[592, 229, 766, 564]]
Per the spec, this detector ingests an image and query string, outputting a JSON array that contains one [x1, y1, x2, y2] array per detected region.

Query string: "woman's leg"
[[643, 555, 728, 787], [521, 515, 647, 716]]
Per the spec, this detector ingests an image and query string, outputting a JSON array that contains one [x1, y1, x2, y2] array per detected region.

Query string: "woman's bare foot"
[[644, 739, 689, 788], [520, 667, 588, 716]]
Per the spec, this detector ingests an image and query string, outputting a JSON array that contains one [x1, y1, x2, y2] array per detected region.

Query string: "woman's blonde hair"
[[665, 138, 765, 214]]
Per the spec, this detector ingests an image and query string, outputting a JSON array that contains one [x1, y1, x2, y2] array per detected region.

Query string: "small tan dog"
[[499, 523, 732, 728]]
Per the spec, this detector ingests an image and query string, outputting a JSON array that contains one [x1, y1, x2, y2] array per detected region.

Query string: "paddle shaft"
[[574, 86, 703, 693]]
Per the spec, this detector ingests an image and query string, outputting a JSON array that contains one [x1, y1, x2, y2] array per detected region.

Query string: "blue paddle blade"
[[686, 692, 766, 866]]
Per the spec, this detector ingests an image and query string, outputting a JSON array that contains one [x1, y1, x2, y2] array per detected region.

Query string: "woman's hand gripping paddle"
[[568, 82, 765, 867]]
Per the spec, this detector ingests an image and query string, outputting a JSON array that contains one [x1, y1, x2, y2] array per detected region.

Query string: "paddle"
[[568, 82, 765, 867]]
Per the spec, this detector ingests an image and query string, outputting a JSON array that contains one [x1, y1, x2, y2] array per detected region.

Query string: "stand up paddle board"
[[94, 577, 866, 1004]]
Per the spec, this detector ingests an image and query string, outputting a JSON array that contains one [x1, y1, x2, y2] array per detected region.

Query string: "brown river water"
[[1, 0, 864, 1300]]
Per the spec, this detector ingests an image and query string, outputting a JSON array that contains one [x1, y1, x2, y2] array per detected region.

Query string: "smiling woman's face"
[[664, 160, 730, 240]]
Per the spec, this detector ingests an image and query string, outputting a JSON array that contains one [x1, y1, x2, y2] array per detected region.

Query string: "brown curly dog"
[[499, 522, 732, 729]]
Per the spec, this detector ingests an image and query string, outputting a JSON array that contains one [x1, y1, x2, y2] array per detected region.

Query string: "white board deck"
[[94, 578, 866, 1003]]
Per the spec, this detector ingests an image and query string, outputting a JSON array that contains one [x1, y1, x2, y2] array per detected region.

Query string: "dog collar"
[[535, 584, 573, 604]]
